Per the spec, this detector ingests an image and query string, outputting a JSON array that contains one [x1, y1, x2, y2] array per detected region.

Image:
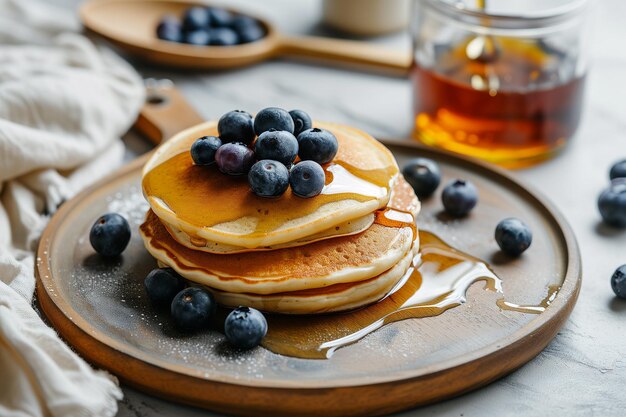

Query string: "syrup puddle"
[[261, 231, 557, 359], [496, 284, 561, 314]]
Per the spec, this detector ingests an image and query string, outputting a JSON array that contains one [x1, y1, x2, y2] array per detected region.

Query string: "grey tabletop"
[[56, 0, 626, 415]]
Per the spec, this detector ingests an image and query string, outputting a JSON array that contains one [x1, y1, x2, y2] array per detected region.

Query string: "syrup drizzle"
[[141, 127, 398, 238], [260, 231, 559, 359], [496, 285, 561, 314], [260, 231, 499, 359]]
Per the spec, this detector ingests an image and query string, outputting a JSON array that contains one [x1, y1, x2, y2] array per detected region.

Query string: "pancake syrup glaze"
[[142, 130, 398, 240]]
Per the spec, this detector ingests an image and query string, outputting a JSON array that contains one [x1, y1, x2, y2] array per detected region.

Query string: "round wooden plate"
[[36, 141, 581, 417]]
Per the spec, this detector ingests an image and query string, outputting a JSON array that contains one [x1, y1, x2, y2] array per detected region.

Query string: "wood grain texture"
[[35, 137, 581, 416], [79, 0, 411, 75]]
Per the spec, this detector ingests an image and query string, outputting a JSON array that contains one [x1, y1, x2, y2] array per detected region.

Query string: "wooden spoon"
[[80, 0, 412, 75]]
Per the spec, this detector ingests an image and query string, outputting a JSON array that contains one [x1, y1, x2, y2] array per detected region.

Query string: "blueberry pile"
[[156, 7, 266, 46], [191, 107, 338, 199], [145, 267, 267, 349]]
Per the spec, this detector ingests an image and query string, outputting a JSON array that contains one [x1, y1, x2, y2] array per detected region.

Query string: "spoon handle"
[[276, 36, 411, 75], [135, 79, 204, 145]]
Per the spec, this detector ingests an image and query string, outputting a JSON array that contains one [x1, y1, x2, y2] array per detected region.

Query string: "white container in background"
[[322, 0, 411, 36]]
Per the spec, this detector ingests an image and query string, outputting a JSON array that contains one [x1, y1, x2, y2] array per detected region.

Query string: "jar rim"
[[423, 0, 589, 28]]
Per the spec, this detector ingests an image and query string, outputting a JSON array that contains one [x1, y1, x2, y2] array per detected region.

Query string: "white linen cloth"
[[0, 0, 145, 416]]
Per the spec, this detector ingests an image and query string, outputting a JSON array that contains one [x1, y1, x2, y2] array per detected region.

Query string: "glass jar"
[[411, 0, 591, 168]]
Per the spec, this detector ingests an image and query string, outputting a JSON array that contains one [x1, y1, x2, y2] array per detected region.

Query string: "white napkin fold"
[[0, 0, 145, 416]]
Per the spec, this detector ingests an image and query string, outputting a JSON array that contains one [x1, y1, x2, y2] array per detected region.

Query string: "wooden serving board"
[[36, 89, 581, 417]]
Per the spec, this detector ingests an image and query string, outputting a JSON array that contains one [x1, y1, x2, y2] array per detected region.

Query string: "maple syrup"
[[411, 0, 589, 168], [259, 230, 557, 359], [142, 151, 397, 238], [412, 41, 585, 168]]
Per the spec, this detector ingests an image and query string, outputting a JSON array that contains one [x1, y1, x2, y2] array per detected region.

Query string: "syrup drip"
[[496, 285, 561, 314], [259, 231, 560, 359], [260, 231, 502, 359]]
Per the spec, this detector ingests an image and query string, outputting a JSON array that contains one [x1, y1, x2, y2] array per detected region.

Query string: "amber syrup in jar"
[[412, 38, 585, 168]]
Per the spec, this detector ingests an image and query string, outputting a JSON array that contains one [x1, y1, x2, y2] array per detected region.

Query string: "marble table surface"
[[56, 0, 626, 415]]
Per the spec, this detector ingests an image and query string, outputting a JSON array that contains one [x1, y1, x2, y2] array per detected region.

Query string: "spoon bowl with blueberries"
[[80, 0, 411, 72]]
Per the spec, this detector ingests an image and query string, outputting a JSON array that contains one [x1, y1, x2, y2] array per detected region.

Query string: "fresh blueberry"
[[289, 110, 312, 137], [171, 287, 216, 332], [495, 218, 532, 257], [402, 158, 441, 199], [224, 306, 267, 349], [441, 179, 478, 217], [156, 16, 183, 43], [89, 213, 131, 257], [207, 7, 234, 27], [297, 128, 338, 165], [610, 159, 626, 180], [237, 22, 266, 44], [191, 136, 221, 165], [290, 161, 325, 198], [611, 264, 626, 299], [182, 7, 210, 31], [215, 142, 255, 175], [254, 130, 298, 166], [598, 178, 626, 227], [254, 107, 295, 135], [218, 110, 255, 144], [248, 160, 289, 197], [209, 28, 239, 46], [230, 15, 259, 32], [144, 268, 186, 308], [184, 29, 210, 46]]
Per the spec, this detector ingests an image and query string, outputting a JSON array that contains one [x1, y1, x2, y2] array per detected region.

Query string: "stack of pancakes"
[[140, 121, 420, 314]]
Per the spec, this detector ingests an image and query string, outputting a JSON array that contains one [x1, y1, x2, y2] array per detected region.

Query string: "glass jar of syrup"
[[411, 0, 591, 168]]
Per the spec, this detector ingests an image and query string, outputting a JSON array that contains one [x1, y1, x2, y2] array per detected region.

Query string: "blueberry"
[[208, 7, 234, 27], [182, 7, 210, 31], [156, 16, 183, 43], [218, 110, 255, 144], [598, 178, 626, 227], [230, 15, 259, 32], [290, 161, 325, 198], [610, 159, 626, 180], [184, 29, 210, 46], [248, 160, 289, 197], [254, 107, 295, 135], [144, 268, 186, 308], [297, 128, 338, 165], [289, 110, 312, 137], [402, 158, 441, 199], [441, 179, 478, 217], [495, 218, 532, 257], [611, 264, 626, 299], [191, 136, 221, 165], [237, 22, 266, 44], [254, 130, 298, 166], [171, 287, 216, 332], [215, 142, 255, 175], [209, 28, 239, 46], [89, 213, 131, 257], [224, 306, 267, 349]]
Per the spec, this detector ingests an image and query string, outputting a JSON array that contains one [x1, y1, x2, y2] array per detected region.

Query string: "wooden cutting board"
[[35, 85, 581, 416]]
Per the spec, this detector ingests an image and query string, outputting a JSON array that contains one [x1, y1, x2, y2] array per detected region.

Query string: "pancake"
[[163, 213, 375, 254], [142, 121, 399, 249], [141, 209, 416, 294], [163, 174, 421, 254], [209, 246, 417, 314]]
